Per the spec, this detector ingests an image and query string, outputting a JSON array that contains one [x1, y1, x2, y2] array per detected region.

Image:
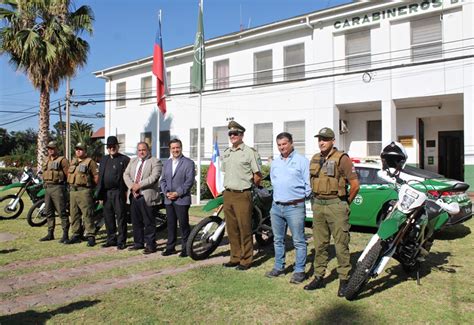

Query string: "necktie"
[[133, 160, 144, 197], [135, 159, 144, 184]]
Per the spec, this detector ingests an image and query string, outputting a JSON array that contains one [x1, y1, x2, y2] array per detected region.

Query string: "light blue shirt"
[[270, 150, 311, 202]]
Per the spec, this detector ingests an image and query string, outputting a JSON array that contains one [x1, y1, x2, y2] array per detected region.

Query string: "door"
[[438, 130, 463, 180]]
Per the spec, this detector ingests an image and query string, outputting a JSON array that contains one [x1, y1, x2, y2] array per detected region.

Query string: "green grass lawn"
[[0, 188, 472, 324]]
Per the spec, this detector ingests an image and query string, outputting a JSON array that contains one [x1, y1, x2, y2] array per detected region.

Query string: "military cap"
[[46, 141, 57, 149], [228, 120, 246, 133], [314, 127, 335, 139], [75, 142, 86, 150]]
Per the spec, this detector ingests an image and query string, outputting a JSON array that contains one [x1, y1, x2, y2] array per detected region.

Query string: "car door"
[[349, 166, 397, 228]]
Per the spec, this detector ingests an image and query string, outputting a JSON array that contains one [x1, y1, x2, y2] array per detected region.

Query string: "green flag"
[[191, 0, 205, 92]]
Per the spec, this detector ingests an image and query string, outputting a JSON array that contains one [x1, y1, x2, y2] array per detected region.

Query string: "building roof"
[[91, 127, 105, 139]]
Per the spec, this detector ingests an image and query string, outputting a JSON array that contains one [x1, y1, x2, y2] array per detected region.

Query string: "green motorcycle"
[[345, 142, 468, 300], [0, 167, 44, 220]]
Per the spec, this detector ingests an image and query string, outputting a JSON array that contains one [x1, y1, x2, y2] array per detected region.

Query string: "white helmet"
[[380, 141, 408, 174]]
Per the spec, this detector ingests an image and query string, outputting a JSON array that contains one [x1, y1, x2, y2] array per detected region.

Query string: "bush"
[[0, 167, 22, 186]]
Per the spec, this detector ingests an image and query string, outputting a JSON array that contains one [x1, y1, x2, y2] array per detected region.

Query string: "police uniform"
[[67, 143, 99, 245], [221, 121, 262, 269], [307, 127, 358, 293], [40, 141, 69, 242]]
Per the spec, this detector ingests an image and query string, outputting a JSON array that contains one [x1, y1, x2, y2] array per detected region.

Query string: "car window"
[[356, 167, 390, 185]]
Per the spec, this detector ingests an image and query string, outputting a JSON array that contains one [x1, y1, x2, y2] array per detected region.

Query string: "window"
[[411, 15, 442, 62], [254, 123, 273, 158], [116, 82, 126, 107], [160, 131, 170, 158], [284, 43, 305, 81], [213, 59, 229, 89], [141, 132, 152, 149], [117, 134, 126, 151], [190, 128, 204, 159], [367, 120, 381, 157], [346, 29, 371, 71], [284, 121, 305, 155], [140, 76, 152, 103], [166, 71, 171, 93], [213, 126, 229, 154], [254, 50, 272, 85]]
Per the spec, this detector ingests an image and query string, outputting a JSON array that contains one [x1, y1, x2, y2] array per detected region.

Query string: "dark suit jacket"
[[160, 155, 195, 206], [96, 153, 130, 200]]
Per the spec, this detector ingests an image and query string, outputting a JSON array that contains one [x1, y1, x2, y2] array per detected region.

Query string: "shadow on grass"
[[307, 301, 378, 324], [0, 248, 18, 254], [435, 223, 471, 240], [0, 299, 100, 324], [353, 251, 452, 300]]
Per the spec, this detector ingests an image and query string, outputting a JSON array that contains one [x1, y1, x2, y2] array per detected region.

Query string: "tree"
[[70, 120, 102, 161], [0, 0, 94, 169]]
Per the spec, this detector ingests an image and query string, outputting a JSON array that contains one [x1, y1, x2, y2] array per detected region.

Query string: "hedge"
[[0, 167, 22, 186]]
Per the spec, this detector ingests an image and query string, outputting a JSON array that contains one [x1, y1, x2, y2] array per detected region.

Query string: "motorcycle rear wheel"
[[154, 204, 167, 232], [0, 195, 24, 220], [345, 239, 383, 301], [27, 199, 48, 227], [255, 217, 273, 246], [186, 216, 224, 261]]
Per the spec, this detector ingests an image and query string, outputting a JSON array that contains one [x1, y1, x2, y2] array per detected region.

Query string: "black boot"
[[87, 236, 96, 247], [39, 230, 54, 242], [59, 229, 69, 244], [303, 276, 325, 291], [338, 280, 348, 297]]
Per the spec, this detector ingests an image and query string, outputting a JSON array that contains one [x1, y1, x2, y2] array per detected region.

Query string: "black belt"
[[275, 198, 305, 206], [226, 188, 251, 193]]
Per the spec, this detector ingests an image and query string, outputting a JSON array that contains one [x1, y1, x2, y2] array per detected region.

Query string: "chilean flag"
[[206, 141, 224, 197], [152, 12, 167, 114]]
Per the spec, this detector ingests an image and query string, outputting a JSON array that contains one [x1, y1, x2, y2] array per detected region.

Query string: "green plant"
[[0, 167, 22, 185]]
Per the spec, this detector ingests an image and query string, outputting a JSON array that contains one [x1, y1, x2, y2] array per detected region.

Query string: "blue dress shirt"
[[270, 150, 311, 202]]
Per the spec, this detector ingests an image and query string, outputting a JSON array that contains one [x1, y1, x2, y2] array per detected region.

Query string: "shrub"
[[0, 167, 22, 186]]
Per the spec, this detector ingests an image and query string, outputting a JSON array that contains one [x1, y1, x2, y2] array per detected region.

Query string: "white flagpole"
[[196, 0, 204, 205], [156, 10, 162, 159]]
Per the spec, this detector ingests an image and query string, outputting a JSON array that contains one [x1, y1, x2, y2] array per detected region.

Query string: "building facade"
[[94, 0, 474, 188]]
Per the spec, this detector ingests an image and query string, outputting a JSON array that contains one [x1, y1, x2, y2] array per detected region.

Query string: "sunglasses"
[[318, 137, 333, 142], [106, 145, 117, 149], [228, 131, 242, 137]]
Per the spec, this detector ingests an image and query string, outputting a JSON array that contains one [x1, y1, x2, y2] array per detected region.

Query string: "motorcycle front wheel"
[[27, 199, 48, 227], [186, 216, 224, 261], [345, 239, 383, 301], [0, 195, 24, 220]]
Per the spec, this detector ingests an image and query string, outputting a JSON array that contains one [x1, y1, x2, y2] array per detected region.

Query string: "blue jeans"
[[270, 201, 307, 273]]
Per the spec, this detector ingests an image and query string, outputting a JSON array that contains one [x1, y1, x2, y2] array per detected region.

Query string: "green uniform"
[[42, 155, 69, 233], [309, 147, 358, 280], [221, 143, 261, 267], [67, 157, 99, 238]]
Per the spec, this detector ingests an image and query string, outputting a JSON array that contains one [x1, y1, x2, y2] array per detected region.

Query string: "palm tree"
[[0, 0, 94, 168], [70, 120, 102, 161]]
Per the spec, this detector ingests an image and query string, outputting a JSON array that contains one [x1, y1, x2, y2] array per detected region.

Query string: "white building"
[[94, 0, 474, 189]]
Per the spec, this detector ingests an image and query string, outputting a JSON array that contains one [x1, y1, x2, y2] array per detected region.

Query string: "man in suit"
[[160, 139, 195, 257], [96, 136, 130, 250], [123, 142, 162, 254]]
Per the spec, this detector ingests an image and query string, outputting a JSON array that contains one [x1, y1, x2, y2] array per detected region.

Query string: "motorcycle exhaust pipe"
[[210, 222, 226, 242]]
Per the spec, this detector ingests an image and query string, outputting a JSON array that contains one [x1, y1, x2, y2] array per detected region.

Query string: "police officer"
[[40, 141, 69, 242], [221, 121, 262, 270], [304, 127, 360, 297], [66, 142, 99, 246], [97, 136, 130, 250]]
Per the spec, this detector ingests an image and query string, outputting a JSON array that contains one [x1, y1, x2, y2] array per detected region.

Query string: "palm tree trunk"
[[37, 84, 50, 170]]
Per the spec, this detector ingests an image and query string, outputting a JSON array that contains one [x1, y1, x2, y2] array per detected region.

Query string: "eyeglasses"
[[106, 145, 117, 149], [228, 132, 242, 137]]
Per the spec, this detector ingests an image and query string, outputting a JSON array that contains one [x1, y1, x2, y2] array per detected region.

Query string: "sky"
[[0, 0, 351, 133]]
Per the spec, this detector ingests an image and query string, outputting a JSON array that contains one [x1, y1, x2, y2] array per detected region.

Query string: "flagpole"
[[197, 92, 202, 205], [157, 10, 162, 159]]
